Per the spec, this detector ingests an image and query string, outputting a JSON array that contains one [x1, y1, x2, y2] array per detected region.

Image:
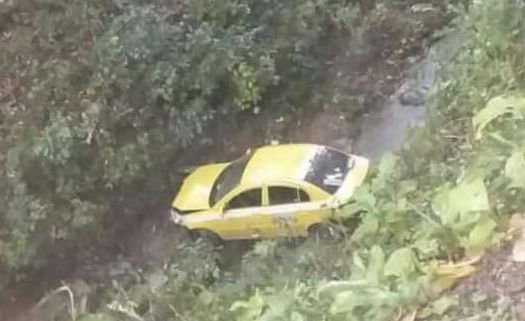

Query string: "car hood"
[[172, 163, 229, 212]]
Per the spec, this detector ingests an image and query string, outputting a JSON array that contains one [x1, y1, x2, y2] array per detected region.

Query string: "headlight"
[[169, 208, 183, 224]]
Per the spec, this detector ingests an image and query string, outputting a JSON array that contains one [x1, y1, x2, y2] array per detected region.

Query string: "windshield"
[[304, 147, 353, 194], [209, 154, 251, 206]]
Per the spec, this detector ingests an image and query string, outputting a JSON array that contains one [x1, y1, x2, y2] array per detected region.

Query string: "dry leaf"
[[510, 213, 525, 229], [512, 230, 525, 262], [508, 214, 525, 262], [398, 309, 417, 321], [431, 256, 480, 292]]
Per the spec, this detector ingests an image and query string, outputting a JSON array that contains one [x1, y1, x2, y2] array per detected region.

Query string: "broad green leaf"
[[431, 295, 458, 315], [505, 150, 525, 188], [395, 197, 408, 212], [452, 178, 490, 223], [329, 290, 362, 315], [351, 215, 379, 241], [463, 148, 504, 181], [198, 289, 215, 306], [473, 95, 525, 139], [146, 270, 168, 292], [378, 153, 399, 176], [397, 180, 418, 197], [290, 312, 305, 321], [431, 184, 457, 224], [467, 217, 497, 252], [397, 275, 427, 303], [384, 248, 417, 277], [352, 251, 367, 278], [367, 245, 385, 285], [317, 280, 369, 298], [261, 293, 294, 321], [372, 153, 399, 191], [413, 235, 440, 258], [230, 292, 265, 321], [77, 314, 115, 321], [434, 178, 490, 226], [230, 301, 250, 311], [352, 185, 377, 209], [329, 287, 400, 317]]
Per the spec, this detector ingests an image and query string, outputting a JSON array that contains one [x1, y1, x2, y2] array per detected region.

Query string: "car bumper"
[[168, 208, 183, 225]]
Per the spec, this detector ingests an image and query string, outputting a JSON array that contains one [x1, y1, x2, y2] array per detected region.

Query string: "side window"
[[225, 188, 262, 210], [268, 186, 310, 205]]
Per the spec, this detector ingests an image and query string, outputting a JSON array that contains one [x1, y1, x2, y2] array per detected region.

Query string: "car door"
[[258, 185, 314, 238], [216, 187, 265, 240]]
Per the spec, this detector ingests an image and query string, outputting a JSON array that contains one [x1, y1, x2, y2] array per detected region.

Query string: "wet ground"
[[353, 32, 463, 159]]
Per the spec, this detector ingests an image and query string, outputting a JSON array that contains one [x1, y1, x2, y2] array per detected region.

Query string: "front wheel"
[[307, 223, 342, 242], [191, 229, 223, 248], [341, 216, 361, 236]]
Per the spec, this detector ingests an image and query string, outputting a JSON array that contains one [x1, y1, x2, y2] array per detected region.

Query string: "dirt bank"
[[422, 243, 525, 321]]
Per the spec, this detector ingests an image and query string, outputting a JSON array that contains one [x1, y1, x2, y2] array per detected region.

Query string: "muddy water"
[[352, 33, 463, 160]]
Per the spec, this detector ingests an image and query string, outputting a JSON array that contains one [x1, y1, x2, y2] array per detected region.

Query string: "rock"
[[509, 280, 525, 294], [515, 303, 525, 321], [399, 88, 426, 106], [331, 138, 353, 154]]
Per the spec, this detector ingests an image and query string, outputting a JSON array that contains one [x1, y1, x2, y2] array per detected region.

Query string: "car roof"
[[239, 144, 321, 185]]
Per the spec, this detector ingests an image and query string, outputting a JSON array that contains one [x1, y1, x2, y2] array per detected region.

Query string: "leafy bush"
[[0, 0, 360, 289], [76, 1, 525, 320]]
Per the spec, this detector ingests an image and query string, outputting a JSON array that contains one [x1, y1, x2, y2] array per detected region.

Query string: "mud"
[[424, 244, 525, 321]]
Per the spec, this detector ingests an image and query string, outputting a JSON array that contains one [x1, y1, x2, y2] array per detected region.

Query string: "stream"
[[353, 32, 464, 160]]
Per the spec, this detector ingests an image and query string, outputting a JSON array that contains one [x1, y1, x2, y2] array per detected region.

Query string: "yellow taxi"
[[169, 143, 369, 243]]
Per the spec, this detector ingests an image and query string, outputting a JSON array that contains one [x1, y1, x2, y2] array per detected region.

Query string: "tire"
[[191, 229, 223, 248], [308, 223, 341, 242], [342, 216, 361, 236]]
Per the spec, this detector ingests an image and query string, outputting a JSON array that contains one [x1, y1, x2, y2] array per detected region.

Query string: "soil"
[[424, 243, 525, 321], [0, 2, 459, 321]]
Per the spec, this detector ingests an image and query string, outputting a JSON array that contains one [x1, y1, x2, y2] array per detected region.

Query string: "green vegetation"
[[3, 0, 525, 320], [74, 0, 525, 320], [0, 0, 453, 293], [0, 0, 360, 286]]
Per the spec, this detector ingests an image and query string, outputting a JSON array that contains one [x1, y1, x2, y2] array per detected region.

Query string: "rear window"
[[304, 147, 353, 194], [209, 154, 251, 206], [268, 186, 310, 205]]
